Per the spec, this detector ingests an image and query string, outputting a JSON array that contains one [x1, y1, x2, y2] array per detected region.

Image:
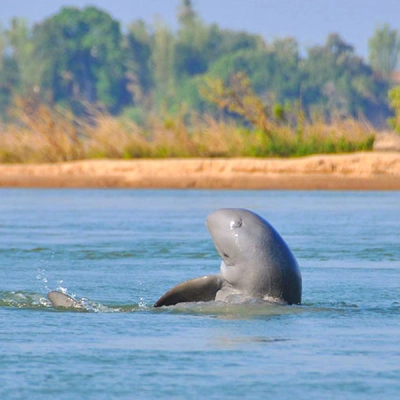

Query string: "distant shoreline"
[[0, 152, 399, 190]]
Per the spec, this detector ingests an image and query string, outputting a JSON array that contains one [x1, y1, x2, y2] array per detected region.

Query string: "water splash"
[[56, 280, 69, 294], [0, 291, 51, 309], [138, 297, 148, 309], [36, 267, 50, 292]]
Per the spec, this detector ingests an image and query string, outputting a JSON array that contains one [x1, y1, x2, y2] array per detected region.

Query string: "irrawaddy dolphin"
[[154, 208, 302, 307], [47, 208, 302, 309], [47, 290, 84, 310]]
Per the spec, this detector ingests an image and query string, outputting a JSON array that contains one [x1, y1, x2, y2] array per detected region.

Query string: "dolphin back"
[[47, 291, 83, 309], [250, 213, 302, 305]]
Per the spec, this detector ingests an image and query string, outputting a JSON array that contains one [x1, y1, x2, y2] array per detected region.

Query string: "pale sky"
[[1, 0, 400, 59]]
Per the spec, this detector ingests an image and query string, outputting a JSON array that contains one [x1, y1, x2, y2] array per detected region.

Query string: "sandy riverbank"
[[0, 152, 399, 190]]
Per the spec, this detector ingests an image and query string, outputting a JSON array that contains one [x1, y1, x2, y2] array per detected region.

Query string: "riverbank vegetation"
[[0, 0, 399, 162], [0, 92, 375, 162]]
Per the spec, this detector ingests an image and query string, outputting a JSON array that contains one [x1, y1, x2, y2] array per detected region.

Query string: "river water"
[[0, 189, 399, 399]]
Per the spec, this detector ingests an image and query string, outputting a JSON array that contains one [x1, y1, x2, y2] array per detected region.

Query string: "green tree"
[[302, 34, 387, 121], [125, 20, 153, 105], [206, 37, 301, 105], [0, 23, 20, 120], [6, 18, 39, 95], [368, 24, 400, 80], [211, 27, 265, 56], [33, 6, 129, 113], [0, 23, 4, 73], [388, 86, 400, 132], [174, 0, 209, 77], [165, 1, 272, 117], [151, 21, 176, 112], [266, 38, 302, 100], [207, 49, 271, 90], [174, 1, 265, 78]]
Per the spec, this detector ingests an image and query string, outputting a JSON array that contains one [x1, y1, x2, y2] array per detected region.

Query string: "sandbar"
[[0, 152, 399, 190]]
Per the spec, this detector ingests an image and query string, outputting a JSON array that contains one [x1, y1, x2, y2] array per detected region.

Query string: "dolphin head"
[[206, 208, 302, 303], [206, 208, 274, 294]]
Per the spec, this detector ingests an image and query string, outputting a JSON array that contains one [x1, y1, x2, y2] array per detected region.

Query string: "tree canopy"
[[32, 6, 129, 113], [368, 24, 400, 80], [0, 1, 395, 126]]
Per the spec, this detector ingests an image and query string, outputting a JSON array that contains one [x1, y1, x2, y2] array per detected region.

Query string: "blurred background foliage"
[[1, 0, 399, 124], [0, 0, 399, 161]]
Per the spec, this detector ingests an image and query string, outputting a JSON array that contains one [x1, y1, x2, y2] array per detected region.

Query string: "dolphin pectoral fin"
[[47, 291, 83, 310], [154, 275, 223, 307]]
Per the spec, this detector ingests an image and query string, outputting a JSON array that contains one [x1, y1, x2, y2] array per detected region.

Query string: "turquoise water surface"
[[1, 189, 399, 399]]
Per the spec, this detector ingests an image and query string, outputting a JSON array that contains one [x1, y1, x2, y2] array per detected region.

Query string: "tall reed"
[[0, 97, 376, 163]]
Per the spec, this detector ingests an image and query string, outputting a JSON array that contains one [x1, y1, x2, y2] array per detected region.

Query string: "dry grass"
[[84, 114, 152, 159], [0, 98, 376, 163], [1, 97, 84, 162]]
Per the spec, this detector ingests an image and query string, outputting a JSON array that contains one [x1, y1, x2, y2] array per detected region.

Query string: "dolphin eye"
[[230, 218, 242, 229]]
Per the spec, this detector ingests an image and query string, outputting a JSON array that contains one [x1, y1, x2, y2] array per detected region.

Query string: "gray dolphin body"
[[47, 208, 301, 309], [47, 291, 84, 309], [154, 208, 302, 307]]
